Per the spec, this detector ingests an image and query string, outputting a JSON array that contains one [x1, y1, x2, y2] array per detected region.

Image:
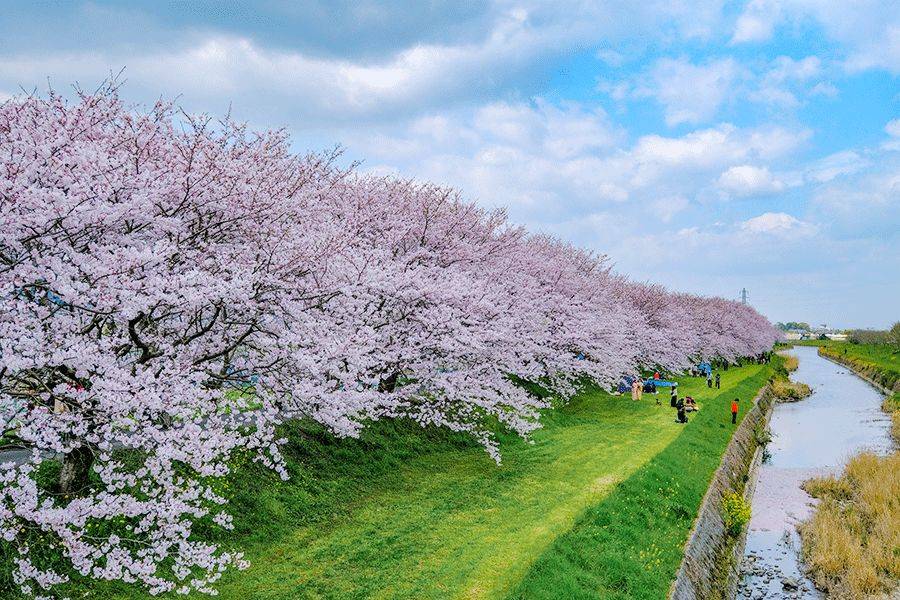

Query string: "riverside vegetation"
[[797, 339, 900, 599], [770, 353, 812, 401]]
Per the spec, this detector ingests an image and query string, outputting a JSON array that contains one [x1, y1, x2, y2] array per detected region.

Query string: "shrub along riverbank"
[[770, 352, 811, 402], [0, 362, 776, 600], [797, 341, 900, 599]]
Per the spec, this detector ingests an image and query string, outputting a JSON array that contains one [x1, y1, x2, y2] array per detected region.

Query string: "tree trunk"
[[378, 371, 399, 393], [58, 445, 93, 496]]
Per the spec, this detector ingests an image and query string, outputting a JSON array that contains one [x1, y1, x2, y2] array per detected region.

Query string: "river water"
[[736, 346, 893, 599]]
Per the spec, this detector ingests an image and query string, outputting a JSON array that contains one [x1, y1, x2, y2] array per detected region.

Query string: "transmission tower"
[[740, 288, 749, 305]]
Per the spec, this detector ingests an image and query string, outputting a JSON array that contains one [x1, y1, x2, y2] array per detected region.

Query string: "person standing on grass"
[[715, 372, 721, 389], [707, 371, 713, 388], [631, 378, 640, 401], [731, 398, 739, 424], [670, 387, 678, 407]]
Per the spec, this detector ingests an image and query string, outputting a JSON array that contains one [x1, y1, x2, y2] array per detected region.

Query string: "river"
[[735, 346, 893, 599]]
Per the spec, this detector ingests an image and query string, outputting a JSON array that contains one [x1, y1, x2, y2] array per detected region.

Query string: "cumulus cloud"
[[342, 99, 812, 244], [718, 165, 786, 197], [730, 0, 781, 44], [733, 1, 900, 74], [635, 57, 741, 126], [886, 118, 900, 137], [805, 150, 871, 183], [0, 19, 551, 124], [811, 155, 900, 239], [884, 118, 900, 151], [740, 212, 814, 235], [751, 55, 828, 107]]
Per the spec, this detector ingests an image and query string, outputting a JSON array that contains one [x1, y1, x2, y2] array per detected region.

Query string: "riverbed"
[[736, 346, 893, 599]]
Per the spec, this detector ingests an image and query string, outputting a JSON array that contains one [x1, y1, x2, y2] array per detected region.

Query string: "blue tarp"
[[698, 362, 712, 376], [646, 379, 677, 387]]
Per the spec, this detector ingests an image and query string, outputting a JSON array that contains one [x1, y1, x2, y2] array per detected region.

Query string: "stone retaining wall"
[[669, 384, 775, 600]]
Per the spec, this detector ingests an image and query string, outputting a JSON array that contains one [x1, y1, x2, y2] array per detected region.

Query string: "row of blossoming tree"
[[0, 87, 779, 597]]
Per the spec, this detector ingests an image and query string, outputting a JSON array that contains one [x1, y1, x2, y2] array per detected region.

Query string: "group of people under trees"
[[625, 362, 747, 426]]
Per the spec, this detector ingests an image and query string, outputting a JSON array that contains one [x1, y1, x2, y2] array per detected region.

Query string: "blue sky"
[[0, 1, 897, 328]]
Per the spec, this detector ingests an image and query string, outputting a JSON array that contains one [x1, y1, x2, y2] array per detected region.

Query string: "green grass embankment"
[[509, 364, 773, 600], [5, 362, 774, 600]]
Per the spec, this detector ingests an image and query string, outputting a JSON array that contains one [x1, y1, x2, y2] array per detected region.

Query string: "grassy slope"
[[509, 365, 771, 600], [793, 340, 898, 389], [7, 363, 772, 600]]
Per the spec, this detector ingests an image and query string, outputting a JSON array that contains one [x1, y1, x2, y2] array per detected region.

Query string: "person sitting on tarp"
[[676, 398, 687, 423], [684, 396, 698, 412]]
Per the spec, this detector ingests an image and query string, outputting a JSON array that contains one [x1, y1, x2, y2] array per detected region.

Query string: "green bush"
[[721, 492, 751, 536]]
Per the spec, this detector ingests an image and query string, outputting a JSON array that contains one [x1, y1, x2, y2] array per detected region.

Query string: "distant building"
[[785, 328, 812, 340], [825, 333, 848, 341]]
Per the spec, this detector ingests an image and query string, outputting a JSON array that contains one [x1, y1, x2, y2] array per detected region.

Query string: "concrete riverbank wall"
[[669, 384, 775, 600]]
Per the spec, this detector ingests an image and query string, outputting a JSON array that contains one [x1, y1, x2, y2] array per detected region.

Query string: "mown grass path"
[[150, 364, 767, 600]]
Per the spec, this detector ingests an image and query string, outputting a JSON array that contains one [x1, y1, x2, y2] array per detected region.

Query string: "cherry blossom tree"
[[0, 86, 344, 596]]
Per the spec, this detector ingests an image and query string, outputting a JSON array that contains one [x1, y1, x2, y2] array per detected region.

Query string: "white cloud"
[[750, 56, 830, 108], [595, 48, 625, 67], [730, 2, 900, 73], [0, 3, 737, 127], [631, 124, 809, 171], [809, 81, 839, 97], [740, 212, 815, 235], [343, 101, 812, 245], [812, 156, 900, 239], [731, 0, 781, 44], [0, 10, 563, 124], [649, 196, 690, 222], [884, 118, 900, 151], [743, 1, 900, 74], [637, 57, 741, 126], [718, 165, 786, 196], [805, 150, 871, 183], [886, 118, 900, 137]]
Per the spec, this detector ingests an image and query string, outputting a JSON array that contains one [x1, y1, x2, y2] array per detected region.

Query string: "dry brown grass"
[[800, 452, 900, 599], [771, 377, 812, 401], [893, 411, 900, 447], [783, 354, 800, 372], [884, 394, 900, 446]]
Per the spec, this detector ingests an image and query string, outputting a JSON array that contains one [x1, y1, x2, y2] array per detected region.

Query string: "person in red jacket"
[[731, 398, 739, 424]]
